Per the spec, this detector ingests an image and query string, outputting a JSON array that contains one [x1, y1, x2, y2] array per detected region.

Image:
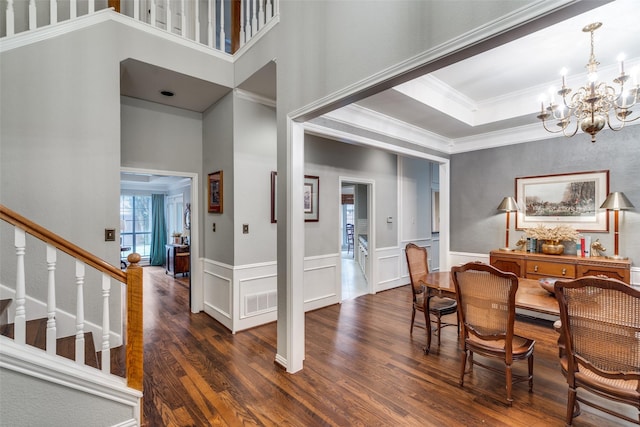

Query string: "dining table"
[[421, 271, 560, 316]]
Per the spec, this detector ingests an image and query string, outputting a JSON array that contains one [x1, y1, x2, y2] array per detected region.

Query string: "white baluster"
[[133, 0, 139, 20], [207, 0, 213, 48], [14, 228, 26, 345], [50, 0, 58, 25], [70, 0, 76, 19], [75, 261, 85, 365], [194, 0, 200, 43], [180, 0, 186, 38], [258, 0, 265, 29], [240, 0, 245, 47], [150, 0, 156, 27], [101, 273, 111, 374], [251, 0, 257, 37], [244, 0, 251, 43], [46, 245, 57, 355], [267, 0, 273, 21], [6, 0, 14, 36], [28, 0, 36, 30], [219, 0, 225, 51], [166, 0, 172, 33], [88, 0, 94, 14]]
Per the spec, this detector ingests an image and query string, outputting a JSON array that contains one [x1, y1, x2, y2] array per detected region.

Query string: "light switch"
[[105, 228, 116, 241], [243, 224, 249, 234]]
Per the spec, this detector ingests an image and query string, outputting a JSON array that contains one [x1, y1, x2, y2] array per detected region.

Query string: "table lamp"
[[497, 196, 520, 251], [600, 191, 634, 259]]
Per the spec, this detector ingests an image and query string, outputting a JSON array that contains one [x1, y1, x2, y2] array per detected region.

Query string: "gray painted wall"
[[451, 126, 640, 264], [233, 96, 277, 265], [304, 135, 398, 256], [203, 93, 235, 265]]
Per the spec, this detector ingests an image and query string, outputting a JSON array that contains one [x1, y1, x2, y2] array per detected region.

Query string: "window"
[[166, 194, 184, 239], [120, 195, 152, 259]]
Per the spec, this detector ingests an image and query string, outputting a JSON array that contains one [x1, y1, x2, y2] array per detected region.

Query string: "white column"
[[180, 0, 186, 38], [208, 0, 214, 49], [250, 0, 257, 37], [46, 245, 57, 355], [13, 228, 26, 345], [166, 0, 172, 34], [244, 0, 251, 41], [240, 0, 245, 46], [101, 273, 111, 374], [150, 0, 156, 27], [133, 0, 139, 20], [70, 0, 76, 18], [75, 261, 85, 365], [276, 119, 305, 373], [88, 0, 94, 14]]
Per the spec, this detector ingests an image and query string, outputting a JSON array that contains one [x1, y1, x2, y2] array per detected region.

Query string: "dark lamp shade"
[[497, 196, 519, 212], [600, 192, 635, 210]]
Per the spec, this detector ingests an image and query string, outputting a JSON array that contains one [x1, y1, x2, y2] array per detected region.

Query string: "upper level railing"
[[2, 0, 278, 54], [0, 204, 144, 391]]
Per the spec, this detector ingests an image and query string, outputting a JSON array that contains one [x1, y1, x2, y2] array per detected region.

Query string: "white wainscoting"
[[303, 254, 341, 312], [202, 259, 233, 331], [448, 251, 489, 267]]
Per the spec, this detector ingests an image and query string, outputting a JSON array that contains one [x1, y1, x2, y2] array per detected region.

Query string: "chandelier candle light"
[[537, 22, 639, 143]]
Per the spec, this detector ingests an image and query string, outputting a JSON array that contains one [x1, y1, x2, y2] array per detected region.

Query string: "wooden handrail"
[[0, 204, 143, 392], [0, 205, 125, 282]]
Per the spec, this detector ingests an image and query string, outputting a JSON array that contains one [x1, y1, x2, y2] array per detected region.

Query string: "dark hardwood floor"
[[142, 266, 634, 426]]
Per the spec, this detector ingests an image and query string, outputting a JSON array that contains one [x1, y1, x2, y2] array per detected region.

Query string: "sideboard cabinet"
[[166, 244, 190, 277], [489, 250, 631, 284]]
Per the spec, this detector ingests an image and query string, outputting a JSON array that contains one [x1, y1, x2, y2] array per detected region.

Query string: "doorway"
[[340, 180, 373, 300], [120, 167, 201, 313]]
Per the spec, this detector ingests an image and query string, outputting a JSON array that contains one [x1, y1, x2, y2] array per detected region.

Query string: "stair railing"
[[1, 0, 278, 55], [0, 204, 143, 391]]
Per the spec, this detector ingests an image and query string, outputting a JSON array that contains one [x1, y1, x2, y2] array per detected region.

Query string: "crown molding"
[[234, 88, 276, 108]]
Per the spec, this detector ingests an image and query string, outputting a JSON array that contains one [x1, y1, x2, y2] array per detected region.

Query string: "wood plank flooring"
[[142, 266, 635, 426]]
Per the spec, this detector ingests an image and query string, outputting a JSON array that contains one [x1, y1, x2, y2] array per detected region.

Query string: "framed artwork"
[[270, 172, 320, 222], [515, 170, 609, 232], [208, 171, 223, 213], [304, 175, 319, 222], [270, 171, 277, 223]]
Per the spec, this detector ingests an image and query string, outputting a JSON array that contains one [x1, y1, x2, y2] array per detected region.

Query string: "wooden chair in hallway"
[[451, 262, 535, 405], [405, 243, 457, 353], [346, 223, 355, 257], [554, 276, 640, 426]]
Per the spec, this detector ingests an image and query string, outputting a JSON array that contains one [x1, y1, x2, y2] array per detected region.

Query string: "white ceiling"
[[120, 0, 640, 150]]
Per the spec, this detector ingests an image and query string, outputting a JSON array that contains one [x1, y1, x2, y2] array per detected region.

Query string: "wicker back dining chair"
[[451, 262, 535, 405], [554, 276, 640, 426], [405, 243, 457, 353]]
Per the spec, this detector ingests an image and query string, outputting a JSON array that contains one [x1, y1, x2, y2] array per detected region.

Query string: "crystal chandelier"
[[537, 22, 639, 143]]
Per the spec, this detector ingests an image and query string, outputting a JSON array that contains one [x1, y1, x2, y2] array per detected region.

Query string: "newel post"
[[125, 253, 143, 392]]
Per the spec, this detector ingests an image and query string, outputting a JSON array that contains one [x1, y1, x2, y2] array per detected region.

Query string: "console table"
[[490, 250, 631, 284], [166, 244, 190, 277]]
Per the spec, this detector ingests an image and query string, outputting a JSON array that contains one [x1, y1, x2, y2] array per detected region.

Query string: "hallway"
[[341, 250, 368, 300]]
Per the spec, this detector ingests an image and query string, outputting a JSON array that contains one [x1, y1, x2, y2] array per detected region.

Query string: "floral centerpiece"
[[525, 224, 579, 255]]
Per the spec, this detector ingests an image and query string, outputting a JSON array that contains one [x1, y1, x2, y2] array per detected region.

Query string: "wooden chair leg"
[[436, 314, 442, 346], [506, 364, 513, 405], [424, 309, 431, 353], [566, 387, 578, 426], [459, 349, 467, 386], [410, 307, 416, 334], [528, 354, 534, 392]]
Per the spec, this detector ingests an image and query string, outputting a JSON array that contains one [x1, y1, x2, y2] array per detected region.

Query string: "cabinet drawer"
[[526, 261, 576, 278]]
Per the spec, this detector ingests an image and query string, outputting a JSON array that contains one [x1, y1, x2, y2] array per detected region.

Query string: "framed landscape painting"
[[270, 172, 319, 222], [208, 171, 223, 213], [515, 170, 609, 232]]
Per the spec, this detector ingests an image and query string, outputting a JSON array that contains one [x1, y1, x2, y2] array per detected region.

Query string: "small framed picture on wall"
[[208, 171, 223, 213]]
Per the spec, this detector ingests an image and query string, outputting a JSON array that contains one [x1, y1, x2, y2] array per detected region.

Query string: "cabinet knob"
[[562, 268, 566, 276], [534, 265, 538, 272]]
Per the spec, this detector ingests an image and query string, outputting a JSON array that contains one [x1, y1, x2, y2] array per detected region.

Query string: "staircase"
[[0, 205, 142, 426], [0, 302, 126, 375]]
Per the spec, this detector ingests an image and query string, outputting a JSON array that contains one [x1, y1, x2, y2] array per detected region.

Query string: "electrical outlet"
[[105, 228, 116, 241], [243, 224, 249, 234], [212, 223, 216, 232]]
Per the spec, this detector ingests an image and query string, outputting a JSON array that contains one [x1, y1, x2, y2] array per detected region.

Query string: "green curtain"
[[149, 194, 167, 266]]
